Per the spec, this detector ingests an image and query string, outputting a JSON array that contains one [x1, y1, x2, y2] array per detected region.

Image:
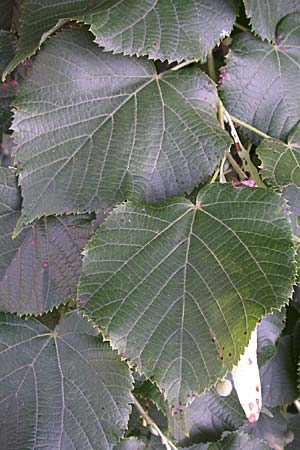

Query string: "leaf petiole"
[[133, 396, 178, 450]]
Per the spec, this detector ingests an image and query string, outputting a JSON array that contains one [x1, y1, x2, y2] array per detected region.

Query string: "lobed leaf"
[[220, 14, 300, 141], [243, 0, 300, 42], [12, 28, 231, 230], [4, 0, 239, 77], [0, 167, 93, 314], [0, 311, 133, 450], [79, 183, 295, 407]]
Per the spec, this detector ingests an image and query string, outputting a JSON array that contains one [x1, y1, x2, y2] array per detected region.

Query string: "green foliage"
[[0, 1, 300, 449], [0, 311, 133, 449]]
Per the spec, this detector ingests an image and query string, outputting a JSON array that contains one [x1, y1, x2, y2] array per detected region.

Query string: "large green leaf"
[[220, 14, 300, 141], [12, 28, 231, 231], [257, 125, 300, 187], [4, 0, 239, 77], [79, 183, 295, 406], [243, 1, 300, 41], [0, 311, 133, 450], [0, 168, 93, 314]]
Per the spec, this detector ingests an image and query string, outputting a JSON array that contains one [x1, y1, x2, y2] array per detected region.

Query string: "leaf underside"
[[4, 0, 239, 77], [79, 183, 295, 407], [0, 311, 133, 450], [0, 167, 93, 314], [12, 28, 231, 229], [221, 13, 300, 141]]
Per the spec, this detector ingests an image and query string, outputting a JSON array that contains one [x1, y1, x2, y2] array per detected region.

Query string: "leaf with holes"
[[3, 0, 239, 77], [12, 28, 231, 232], [220, 14, 300, 141], [0, 311, 133, 450], [0, 167, 93, 314], [257, 124, 300, 187], [79, 183, 295, 407], [243, 0, 300, 42]]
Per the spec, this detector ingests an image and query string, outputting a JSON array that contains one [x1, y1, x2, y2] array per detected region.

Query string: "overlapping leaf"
[[79, 183, 295, 406], [0, 311, 133, 450], [205, 431, 272, 450], [3, 0, 239, 77], [243, 0, 300, 41], [257, 310, 285, 367], [12, 28, 231, 231], [260, 336, 298, 407], [242, 409, 294, 449], [0, 167, 93, 314], [257, 124, 300, 187], [221, 14, 300, 141], [171, 384, 245, 445]]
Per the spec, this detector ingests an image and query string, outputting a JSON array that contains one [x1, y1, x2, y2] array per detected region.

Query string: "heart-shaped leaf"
[[79, 183, 295, 406], [4, 0, 239, 77], [12, 28, 231, 232], [243, 1, 300, 42], [0, 311, 133, 450], [0, 167, 93, 314], [220, 14, 300, 141]]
